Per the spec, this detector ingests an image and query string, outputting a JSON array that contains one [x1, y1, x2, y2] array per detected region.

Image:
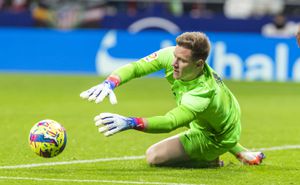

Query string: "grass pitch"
[[0, 73, 299, 185]]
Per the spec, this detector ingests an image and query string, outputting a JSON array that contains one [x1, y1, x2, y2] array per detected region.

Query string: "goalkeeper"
[[80, 32, 265, 167]]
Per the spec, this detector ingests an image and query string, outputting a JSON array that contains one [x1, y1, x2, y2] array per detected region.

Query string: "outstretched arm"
[[80, 47, 173, 104], [94, 105, 196, 136]]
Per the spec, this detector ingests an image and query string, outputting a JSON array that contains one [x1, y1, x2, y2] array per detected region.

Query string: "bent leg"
[[146, 134, 222, 168], [146, 135, 189, 166]]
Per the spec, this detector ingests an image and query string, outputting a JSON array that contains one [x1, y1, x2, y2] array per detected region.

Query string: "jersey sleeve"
[[144, 88, 214, 133], [145, 105, 196, 133], [111, 47, 174, 85]]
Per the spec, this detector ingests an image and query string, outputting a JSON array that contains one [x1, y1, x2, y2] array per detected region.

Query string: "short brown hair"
[[176, 32, 210, 61]]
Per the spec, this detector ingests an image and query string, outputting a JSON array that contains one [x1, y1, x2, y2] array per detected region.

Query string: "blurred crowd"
[[0, 0, 223, 29], [0, 0, 299, 36], [0, 0, 30, 11]]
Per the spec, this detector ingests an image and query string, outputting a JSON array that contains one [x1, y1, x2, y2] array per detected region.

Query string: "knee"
[[146, 146, 164, 165]]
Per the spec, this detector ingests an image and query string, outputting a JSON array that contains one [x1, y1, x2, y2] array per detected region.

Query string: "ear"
[[196, 59, 204, 67]]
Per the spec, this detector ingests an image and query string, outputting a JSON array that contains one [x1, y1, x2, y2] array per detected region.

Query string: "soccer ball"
[[28, 119, 67, 158]]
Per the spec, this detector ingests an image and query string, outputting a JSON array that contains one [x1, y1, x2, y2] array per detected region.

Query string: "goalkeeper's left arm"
[[94, 105, 196, 136]]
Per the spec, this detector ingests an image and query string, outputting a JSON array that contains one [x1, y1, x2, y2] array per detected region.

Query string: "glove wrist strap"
[[106, 76, 120, 89], [130, 117, 145, 131]]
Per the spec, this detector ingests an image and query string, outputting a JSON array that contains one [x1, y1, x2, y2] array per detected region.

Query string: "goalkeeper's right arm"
[[80, 47, 173, 104]]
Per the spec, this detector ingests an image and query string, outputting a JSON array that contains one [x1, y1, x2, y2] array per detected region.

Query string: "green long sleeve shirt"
[[112, 46, 241, 146]]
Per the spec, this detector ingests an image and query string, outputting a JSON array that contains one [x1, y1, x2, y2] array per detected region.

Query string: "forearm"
[[111, 60, 163, 86], [111, 63, 137, 85], [94, 106, 196, 136], [141, 105, 196, 133]]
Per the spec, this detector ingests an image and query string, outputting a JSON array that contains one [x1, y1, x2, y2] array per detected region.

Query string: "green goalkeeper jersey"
[[112, 46, 241, 147]]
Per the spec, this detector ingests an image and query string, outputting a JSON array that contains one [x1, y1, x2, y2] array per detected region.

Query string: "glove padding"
[[80, 81, 117, 104], [94, 113, 136, 136]]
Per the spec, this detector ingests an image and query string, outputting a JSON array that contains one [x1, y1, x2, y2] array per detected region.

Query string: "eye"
[[181, 58, 188, 63]]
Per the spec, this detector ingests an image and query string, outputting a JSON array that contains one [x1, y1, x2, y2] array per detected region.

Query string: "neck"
[[182, 70, 204, 81]]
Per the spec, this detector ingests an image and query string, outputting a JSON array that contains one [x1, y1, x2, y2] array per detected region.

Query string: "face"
[[172, 45, 203, 81], [274, 15, 286, 28]]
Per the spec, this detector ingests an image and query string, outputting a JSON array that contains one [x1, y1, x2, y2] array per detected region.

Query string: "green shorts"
[[179, 128, 237, 161]]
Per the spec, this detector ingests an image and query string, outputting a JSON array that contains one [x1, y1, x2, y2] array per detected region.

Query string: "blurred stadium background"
[[0, 0, 299, 80], [0, 1, 300, 185]]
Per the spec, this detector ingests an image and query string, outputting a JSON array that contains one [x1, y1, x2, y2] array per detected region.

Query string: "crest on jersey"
[[143, 52, 158, 62]]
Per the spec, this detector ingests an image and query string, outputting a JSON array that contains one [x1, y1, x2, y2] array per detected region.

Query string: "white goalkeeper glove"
[[94, 113, 145, 136], [80, 76, 120, 104]]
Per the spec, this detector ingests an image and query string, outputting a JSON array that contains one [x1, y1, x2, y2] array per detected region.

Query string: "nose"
[[172, 59, 178, 68]]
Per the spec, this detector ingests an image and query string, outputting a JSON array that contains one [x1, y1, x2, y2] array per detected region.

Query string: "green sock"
[[229, 143, 247, 155]]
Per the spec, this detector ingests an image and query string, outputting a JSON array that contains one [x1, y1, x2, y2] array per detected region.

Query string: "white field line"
[[253, 145, 300, 151], [0, 144, 299, 170], [0, 155, 145, 169], [0, 176, 202, 185]]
